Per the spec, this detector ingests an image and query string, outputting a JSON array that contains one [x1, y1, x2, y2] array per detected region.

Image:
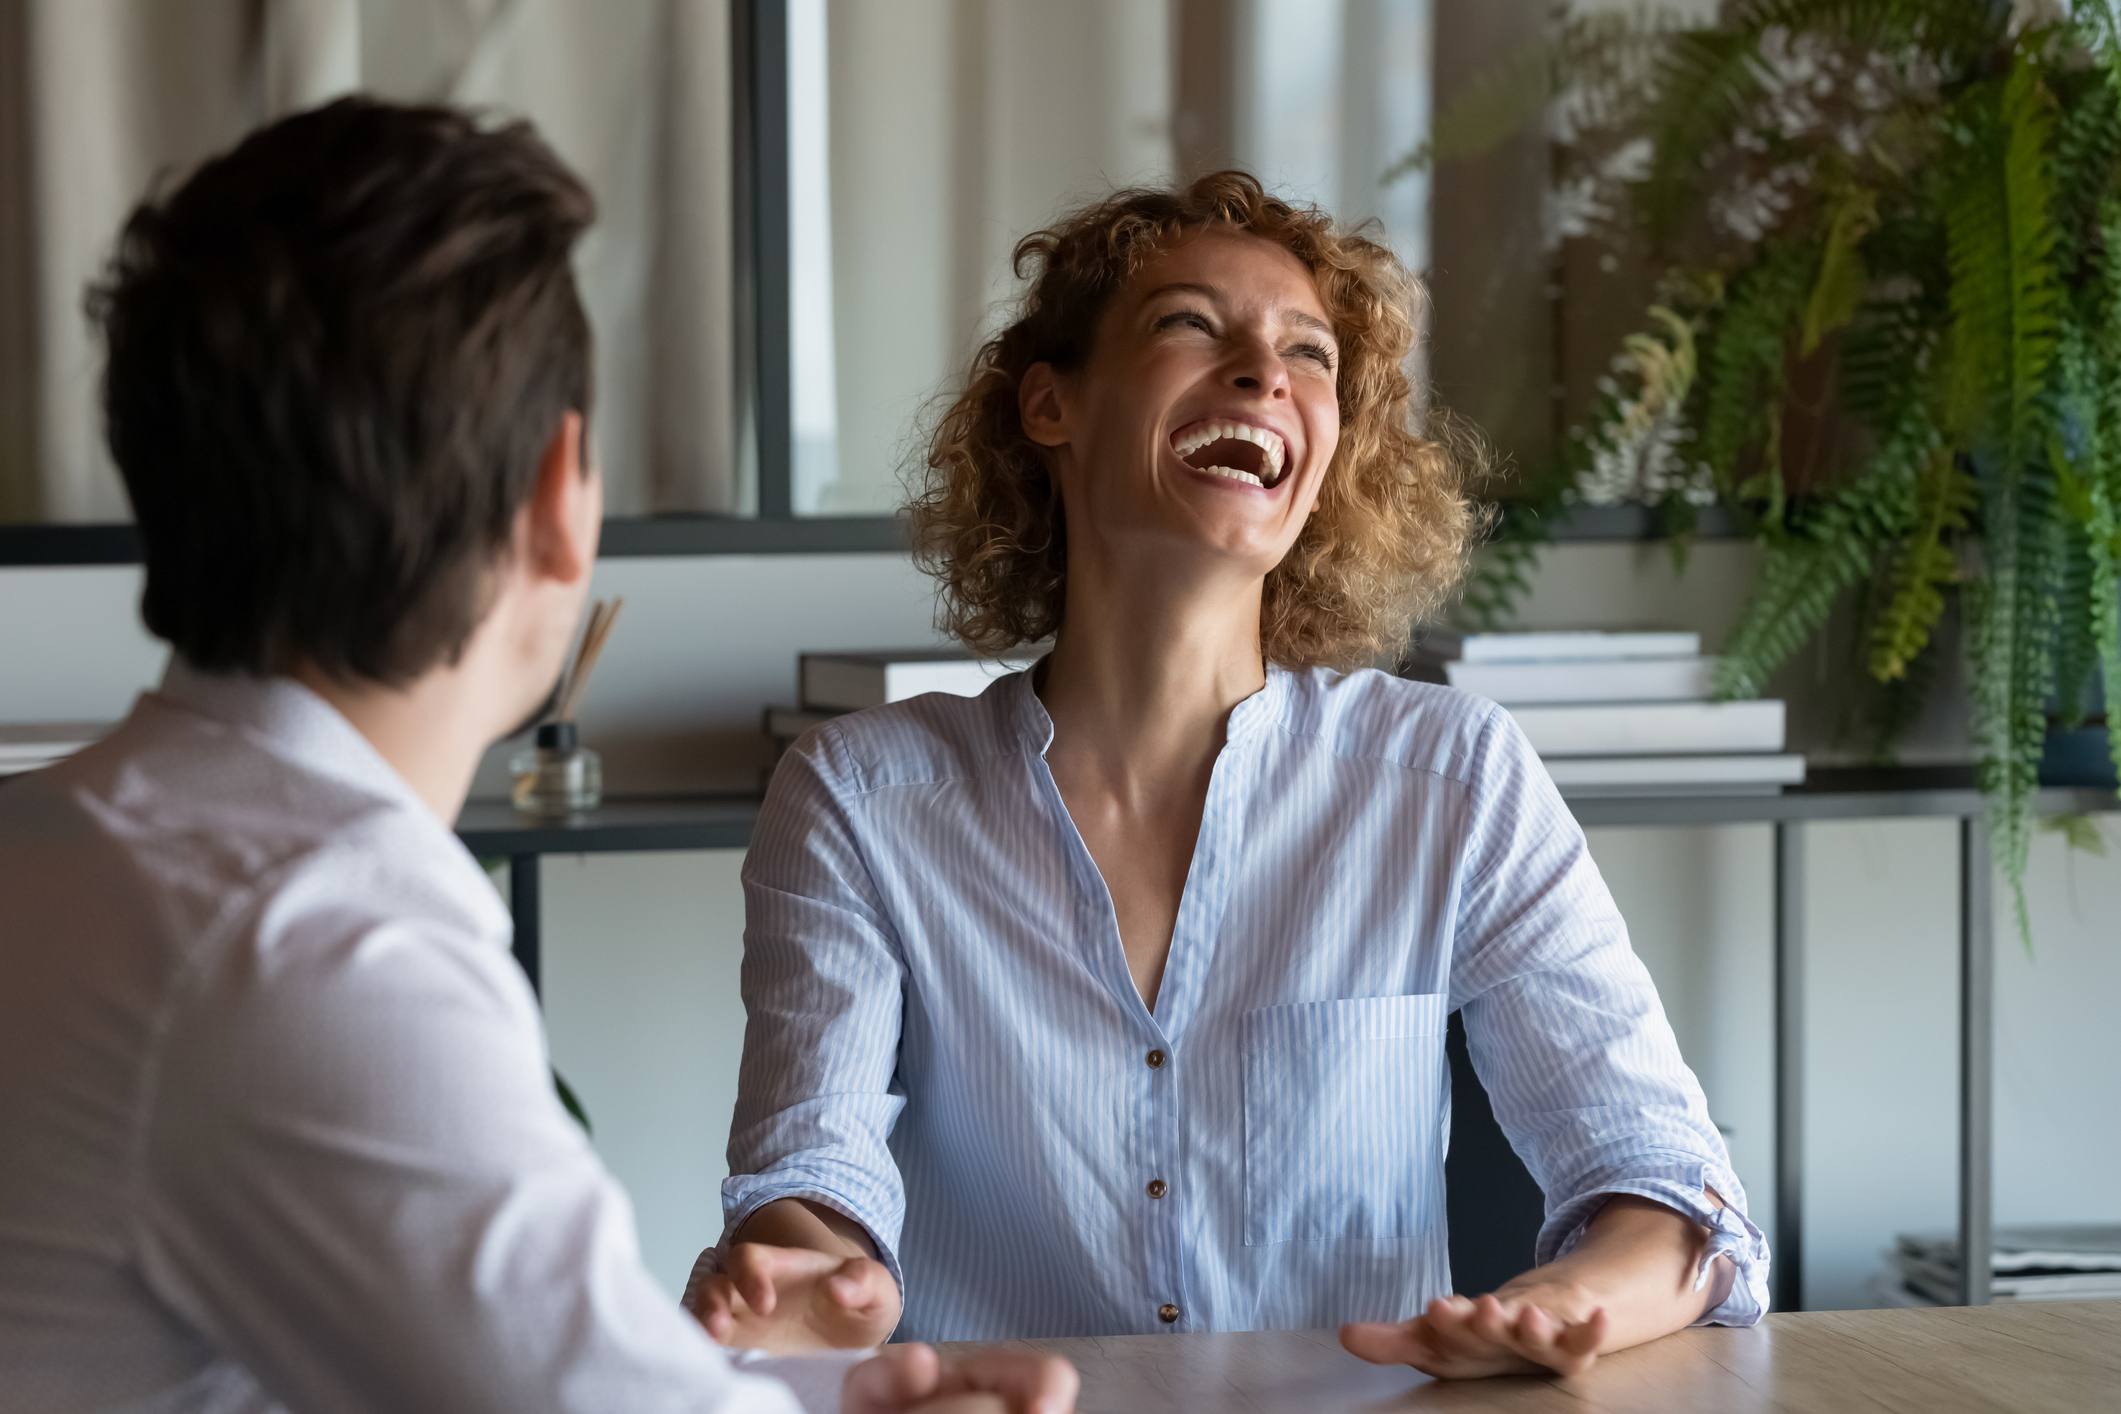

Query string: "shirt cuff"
[[1537, 1161, 1772, 1327], [702, 1185, 907, 1321]]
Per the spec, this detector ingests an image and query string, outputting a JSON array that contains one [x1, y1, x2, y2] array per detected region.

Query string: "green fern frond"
[[1803, 187, 1880, 355], [1726, 0, 2009, 55], [1868, 609, 1946, 760], [1460, 516, 1551, 632], [1949, 55, 2067, 947], [1638, 30, 1775, 238], [2074, 0, 2121, 100], [1839, 291, 1945, 432], [2041, 812, 2110, 856], [1870, 447, 1976, 680], [2054, 320, 2110, 728], [1711, 536, 1846, 700], [2050, 64, 2121, 275], [1695, 241, 1818, 500], [1715, 395, 1937, 700], [2085, 202, 2121, 790], [2052, 514, 2100, 727], [1386, 4, 1681, 182], [1635, 0, 2012, 236]]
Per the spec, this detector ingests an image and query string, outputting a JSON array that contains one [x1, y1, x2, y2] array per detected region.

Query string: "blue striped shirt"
[[721, 664, 1769, 1340]]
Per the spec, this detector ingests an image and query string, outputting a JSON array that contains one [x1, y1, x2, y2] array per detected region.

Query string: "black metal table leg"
[[1959, 816, 1994, 1305], [509, 853, 542, 1000], [1773, 820, 1805, 1313]]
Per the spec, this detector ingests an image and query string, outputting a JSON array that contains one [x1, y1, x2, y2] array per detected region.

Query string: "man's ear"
[[524, 410, 597, 586], [1018, 362, 1071, 449]]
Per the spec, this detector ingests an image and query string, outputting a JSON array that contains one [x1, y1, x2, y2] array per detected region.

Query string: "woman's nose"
[[1227, 340, 1291, 399]]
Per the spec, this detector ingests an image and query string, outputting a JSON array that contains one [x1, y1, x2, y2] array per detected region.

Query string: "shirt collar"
[[151, 657, 435, 822], [1005, 656, 1290, 752]]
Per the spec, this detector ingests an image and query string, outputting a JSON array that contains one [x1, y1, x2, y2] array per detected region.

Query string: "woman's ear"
[[1018, 362, 1070, 449]]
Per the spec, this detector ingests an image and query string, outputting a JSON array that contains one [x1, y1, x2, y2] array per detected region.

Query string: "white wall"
[[4, 542, 2117, 1305]]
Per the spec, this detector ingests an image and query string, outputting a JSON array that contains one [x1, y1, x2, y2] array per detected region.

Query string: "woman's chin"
[[1162, 510, 1300, 580]]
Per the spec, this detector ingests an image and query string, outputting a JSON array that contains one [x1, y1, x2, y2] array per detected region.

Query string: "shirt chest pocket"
[[1239, 993, 1449, 1248]]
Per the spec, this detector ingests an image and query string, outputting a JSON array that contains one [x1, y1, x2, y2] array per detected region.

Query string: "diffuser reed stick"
[[555, 597, 623, 723]]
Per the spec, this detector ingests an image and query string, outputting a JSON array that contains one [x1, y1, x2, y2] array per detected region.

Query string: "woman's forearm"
[[1497, 1194, 1729, 1355], [731, 1197, 878, 1262]]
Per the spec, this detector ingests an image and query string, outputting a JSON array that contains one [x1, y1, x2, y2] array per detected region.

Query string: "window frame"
[[0, 0, 1717, 568]]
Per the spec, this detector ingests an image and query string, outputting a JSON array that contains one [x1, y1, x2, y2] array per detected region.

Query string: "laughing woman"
[[688, 172, 1769, 1380]]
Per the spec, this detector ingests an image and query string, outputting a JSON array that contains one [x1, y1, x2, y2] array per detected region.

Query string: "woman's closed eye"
[[1157, 310, 1336, 369], [1286, 340, 1336, 370]]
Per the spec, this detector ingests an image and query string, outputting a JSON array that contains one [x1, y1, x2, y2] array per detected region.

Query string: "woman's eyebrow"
[[1283, 309, 1337, 342], [1141, 281, 1221, 305]]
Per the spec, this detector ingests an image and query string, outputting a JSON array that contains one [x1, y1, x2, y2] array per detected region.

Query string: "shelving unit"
[[459, 766, 2121, 1314]]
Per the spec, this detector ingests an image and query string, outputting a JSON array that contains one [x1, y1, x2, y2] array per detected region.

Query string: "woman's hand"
[[692, 1241, 902, 1351], [843, 1343, 1078, 1414], [1344, 1194, 1731, 1380], [1341, 1284, 1609, 1380]]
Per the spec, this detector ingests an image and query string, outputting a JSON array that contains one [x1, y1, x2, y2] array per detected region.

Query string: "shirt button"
[[1158, 1303, 1181, 1324], [1146, 1048, 1166, 1069], [1146, 1178, 1168, 1199]]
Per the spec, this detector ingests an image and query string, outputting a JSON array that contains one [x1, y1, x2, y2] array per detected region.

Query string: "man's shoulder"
[[0, 712, 507, 982]]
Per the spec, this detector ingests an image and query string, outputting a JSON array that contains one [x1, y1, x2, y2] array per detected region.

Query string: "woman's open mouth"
[[1170, 418, 1289, 490]]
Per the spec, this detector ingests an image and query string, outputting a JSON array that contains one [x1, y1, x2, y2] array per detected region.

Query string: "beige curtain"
[[0, 0, 737, 525], [792, 0, 1177, 513], [794, 0, 1432, 514]]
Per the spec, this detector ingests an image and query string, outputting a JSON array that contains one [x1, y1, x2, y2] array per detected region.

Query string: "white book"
[[798, 650, 1036, 711], [1507, 700, 1786, 756], [1416, 628, 1701, 664], [1545, 753, 1806, 796], [1433, 656, 1720, 704], [1895, 1252, 2121, 1304], [1897, 1225, 2121, 1273]]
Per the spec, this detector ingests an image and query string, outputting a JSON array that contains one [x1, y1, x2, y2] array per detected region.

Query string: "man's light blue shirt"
[[721, 664, 1769, 1340]]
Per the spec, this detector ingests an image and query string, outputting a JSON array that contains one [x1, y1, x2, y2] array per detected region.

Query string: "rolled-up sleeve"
[[721, 725, 909, 1300], [1447, 705, 1771, 1326]]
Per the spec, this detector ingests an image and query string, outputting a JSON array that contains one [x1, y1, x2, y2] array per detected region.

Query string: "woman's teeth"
[[1200, 465, 1267, 488], [1170, 419, 1288, 484]]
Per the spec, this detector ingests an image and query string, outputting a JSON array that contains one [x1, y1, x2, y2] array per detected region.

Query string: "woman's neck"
[[1038, 555, 1267, 794]]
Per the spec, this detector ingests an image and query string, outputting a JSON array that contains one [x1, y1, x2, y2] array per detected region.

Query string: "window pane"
[[787, 0, 1434, 517], [1, 0, 739, 525]]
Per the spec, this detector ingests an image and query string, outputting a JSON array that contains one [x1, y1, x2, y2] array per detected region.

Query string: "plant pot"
[[2040, 720, 2118, 789]]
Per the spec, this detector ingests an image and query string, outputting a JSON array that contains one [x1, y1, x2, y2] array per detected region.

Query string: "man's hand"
[[692, 1242, 902, 1352], [1341, 1285, 1609, 1380], [843, 1343, 1078, 1414]]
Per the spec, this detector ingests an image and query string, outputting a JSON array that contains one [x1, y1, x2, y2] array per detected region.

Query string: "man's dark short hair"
[[88, 96, 596, 684]]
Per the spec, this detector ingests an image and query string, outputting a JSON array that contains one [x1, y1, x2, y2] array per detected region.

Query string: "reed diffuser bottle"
[[511, 720, 602, 815], [511, 597, 622, 817]]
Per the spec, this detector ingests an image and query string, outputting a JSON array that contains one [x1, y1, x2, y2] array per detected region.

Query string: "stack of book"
[[1408, 628, 1804, 797], [1878, 1226, 2121, 1306], [0, 722, 112, 779], [762, 649, 1037, 760]]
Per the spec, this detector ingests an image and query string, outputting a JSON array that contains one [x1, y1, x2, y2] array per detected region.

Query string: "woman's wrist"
[[1491, 1273, 1603, 1326], [735, 1197, 878, 1262]]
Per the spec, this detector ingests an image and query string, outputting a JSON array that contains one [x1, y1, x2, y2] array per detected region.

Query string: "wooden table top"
[[940, 1302, 2121, 1413]]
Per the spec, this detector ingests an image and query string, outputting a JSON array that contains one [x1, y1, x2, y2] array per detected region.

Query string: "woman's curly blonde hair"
[[908, 170, 1490, 671]]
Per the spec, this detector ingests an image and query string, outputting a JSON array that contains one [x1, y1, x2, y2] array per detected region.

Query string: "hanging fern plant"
[[1409, 0, 2121, 944]]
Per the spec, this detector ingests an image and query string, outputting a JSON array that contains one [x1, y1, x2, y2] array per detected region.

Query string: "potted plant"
[[1409, 0, 2121, 939]]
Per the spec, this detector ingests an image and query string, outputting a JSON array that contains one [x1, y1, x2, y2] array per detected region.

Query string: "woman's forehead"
[[1126, 228, 1327, 319]]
